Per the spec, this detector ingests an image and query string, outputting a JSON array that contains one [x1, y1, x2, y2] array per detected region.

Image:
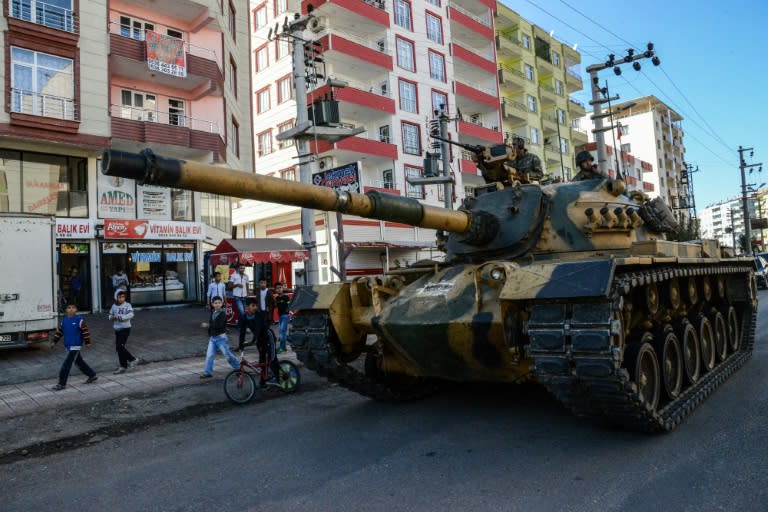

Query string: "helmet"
[[576, 150, 594, 165]]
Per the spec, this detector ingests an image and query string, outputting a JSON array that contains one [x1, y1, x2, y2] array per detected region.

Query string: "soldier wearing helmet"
[[572, 150, 604, 181], [506, 136, 543, 183]]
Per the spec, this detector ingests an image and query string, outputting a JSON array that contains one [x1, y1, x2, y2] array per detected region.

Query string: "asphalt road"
[[3, 295, 767, 511]]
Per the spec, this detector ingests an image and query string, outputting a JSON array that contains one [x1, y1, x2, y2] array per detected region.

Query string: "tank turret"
[[101, 148, 757, 433]]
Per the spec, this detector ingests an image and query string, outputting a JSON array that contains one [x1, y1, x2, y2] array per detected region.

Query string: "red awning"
[[210, 238, 308, 265]]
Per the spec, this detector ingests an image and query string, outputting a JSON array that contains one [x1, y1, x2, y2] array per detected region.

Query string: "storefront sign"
[[312, 162, 360, 193], [104, 219, 205, 240], [137, 184, 171, 220], [60, 243, 89, 254], [98, 173, 136, 219], [55, 218, 94, 239]]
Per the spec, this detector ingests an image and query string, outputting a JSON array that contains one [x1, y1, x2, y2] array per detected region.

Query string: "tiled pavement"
[[0, 305, 285, 418]]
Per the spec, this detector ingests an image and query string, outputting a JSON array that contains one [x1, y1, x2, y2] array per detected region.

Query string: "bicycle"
[[223, 348, 301, 404]]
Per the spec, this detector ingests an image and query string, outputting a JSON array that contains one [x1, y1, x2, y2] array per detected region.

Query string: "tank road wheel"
[[710, 311, 728, 362], [686, 277, 699, 305], [667, 279, 682, 311], [701, 277, 713, 302], [726, 306, 741, 353], [697, 316, 716, 372], [676, 321, 701, 386], [716, 275, 727, 299], [645, 282, 660, 315], [624, 337, 661, 411], [653, 327, 683, 400]]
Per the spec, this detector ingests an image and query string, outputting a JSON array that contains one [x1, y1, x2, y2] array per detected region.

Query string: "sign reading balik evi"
[[146, 30, 187, 78], [55, 218, 94, 239], [98, 171, 136, 219]]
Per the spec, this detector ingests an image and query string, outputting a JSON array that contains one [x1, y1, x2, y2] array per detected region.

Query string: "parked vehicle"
[[0, 214, 58, 349], [754, 254, 768, 289]]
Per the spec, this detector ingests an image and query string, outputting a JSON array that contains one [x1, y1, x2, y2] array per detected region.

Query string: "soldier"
[[506, 136, 543, 183], [571, 150, 605, 181]]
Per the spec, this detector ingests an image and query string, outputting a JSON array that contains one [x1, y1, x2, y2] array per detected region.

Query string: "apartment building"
[[1, 0, 252, 310], [236, 0, 502, 282], [579, 142, 655, 194], [582, 95, 688, 218], [699, 197, 758, 254], [494, 3, 587, 182]]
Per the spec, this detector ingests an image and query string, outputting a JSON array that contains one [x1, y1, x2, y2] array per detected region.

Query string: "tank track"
[[290, 314, 437, 402], [527, 263, 756, 433]]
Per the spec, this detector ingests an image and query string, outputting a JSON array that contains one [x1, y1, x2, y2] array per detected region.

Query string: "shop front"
[[101, 219, 204, 307], [56, 218, 95, 311]]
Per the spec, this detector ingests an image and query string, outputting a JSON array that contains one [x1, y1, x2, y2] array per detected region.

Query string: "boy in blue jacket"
[[51, 302, 98, 390]]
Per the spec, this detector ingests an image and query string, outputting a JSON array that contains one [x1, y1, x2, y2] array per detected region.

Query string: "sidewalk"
[[0, 304, 292, 419]]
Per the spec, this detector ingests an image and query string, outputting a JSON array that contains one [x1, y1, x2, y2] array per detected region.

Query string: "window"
[[431, 90, 448, 114], [621, 125, 630, 136], [280, 167, 296, 181], [257, 87, 270, 113], [278, 120, 295, 148], [0, 150, 87, 216], [383, 169, 394, 189], [428, 51, 446, 82], [12, 0, 75, 32], [379, 125, 391, 143], [275, 0, 288, 15], [254, 5, 267, 29], [171, 189, 193, 220], [399, 80, 417, 113], [394, 0, 412, 30], [526, 95, 537, 112], [255, 46, 269, 72], [258, 130, 273, 156], [425, 12, 443, 44], [522, 34, 531, 49], [396, 37, 415, 72], [554, 79, 564, 95], [621, 143, 632, 153], [401, 122, 421, 155], [657, 139, 661, 149], [277, 76, 293, 103], [201, 193, 232, 234], [169, 99, 185, 126], [120, 90, 156, 122], [556, 108, 566, 124], [559, 137, 568, 154], [228, 1, 236, 41], [230, 117, 240, 157], [405, 165, 423, 199], [426, 0, 440, 5], [167, 28, 183, 39], [276, 39, 290, 60], [530, 127, 540, 144], [524, 64, 534, 80], [119, 16, 154, 40], [11, 48, 75, 120], [552, 51, 560, 66], [229, 55, 238, 97], [563, 167, 571, 180]]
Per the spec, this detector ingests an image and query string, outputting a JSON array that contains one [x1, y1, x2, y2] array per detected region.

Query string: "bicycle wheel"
[[224, 370, 257, 404], [277, 360, 301, 393], [267, 327, 277, 348]]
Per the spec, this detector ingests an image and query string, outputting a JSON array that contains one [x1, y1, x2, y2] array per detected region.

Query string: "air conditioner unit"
[[309, 16, 328, 33]]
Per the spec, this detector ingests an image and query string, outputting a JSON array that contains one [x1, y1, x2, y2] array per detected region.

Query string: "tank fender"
[[291, 283, 365, 348], [499, 260, 615, 301]]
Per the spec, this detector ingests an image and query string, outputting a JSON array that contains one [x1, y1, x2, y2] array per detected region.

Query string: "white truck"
[[0, 214, 58, 349]]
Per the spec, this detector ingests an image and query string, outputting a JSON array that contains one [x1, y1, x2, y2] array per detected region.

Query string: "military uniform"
[[572, 167, 605, 181], [508, 151, 543, 181]]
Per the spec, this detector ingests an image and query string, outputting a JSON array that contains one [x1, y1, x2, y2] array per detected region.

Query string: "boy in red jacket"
[[51, 302, 98, 390]]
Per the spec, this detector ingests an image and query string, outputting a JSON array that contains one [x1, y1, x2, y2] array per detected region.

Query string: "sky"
[[501, 0, 768, 209]]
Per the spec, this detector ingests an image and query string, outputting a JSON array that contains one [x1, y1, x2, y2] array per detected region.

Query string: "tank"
[[102, 148, 758, 432]]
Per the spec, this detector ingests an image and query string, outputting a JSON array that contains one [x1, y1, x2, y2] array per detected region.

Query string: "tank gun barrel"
[[430, 134, 484, 155], [101, 149, 473, 235]]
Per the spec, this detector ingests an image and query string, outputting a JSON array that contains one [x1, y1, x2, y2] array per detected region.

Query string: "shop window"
[[201, 193, 232, 233], [172, 189, 193, 220], [121, 243, 197, 306]]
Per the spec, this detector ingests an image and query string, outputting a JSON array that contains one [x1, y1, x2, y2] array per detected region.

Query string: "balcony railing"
[[110, 104, 220, 134], [11, 89, 77, 120], [10, 0, 78, 33], [496, 31, 522, 47], [502, 98, 527, 112], [498, 64, 524, 80], [566, 67, 582, 80], [108, 22, 218, 62], [362, 0, 386, 10], [448, 2, 491, 27]]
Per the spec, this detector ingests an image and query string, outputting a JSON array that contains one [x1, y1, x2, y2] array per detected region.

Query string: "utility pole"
[[738, 145, 762, 257], [273, 12, 363, 285], [409, 106, 454, 207], [587, 44, 660, 175], [439, 108, 453, 210]]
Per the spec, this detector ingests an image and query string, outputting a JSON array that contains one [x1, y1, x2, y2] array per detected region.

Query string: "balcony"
[[311, 134, 398, 167], [460, 157, 480, 177], [449, 3, 493, 43], [457, 119, 503, 146], [498, 65, 525, 90], [108, 26, 223, 97], [301, 0, 389, 29], [455, 81, 499, 112], [541, 113, 558, 135], [9, 0, 78, 33], [308, 83, 395, 124], [452, 43, 496, 78], [565, 67, 583, 92], [110, 105, 225, 161], [568, 97, 586, 117], [315, 32, 393, 77], [501, 98, 528, 124], [495, 32, 524, 58]]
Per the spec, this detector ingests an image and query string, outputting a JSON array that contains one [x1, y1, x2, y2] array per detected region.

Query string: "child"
[[50, 302, 98, 391], [200, 296, 239, 379], [109, 290, 139, 374], [239, 300, 279, 386]]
